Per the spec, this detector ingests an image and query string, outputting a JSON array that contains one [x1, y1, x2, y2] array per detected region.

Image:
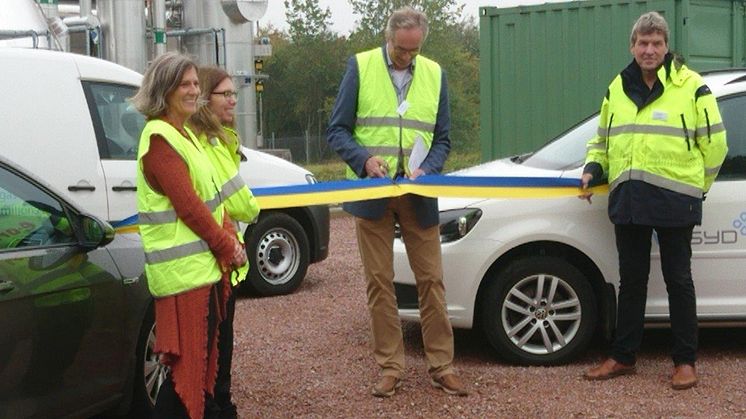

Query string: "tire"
[[242, 212, 310, 296], [479, 256, 597, 365], [127, 306, 167, 417]]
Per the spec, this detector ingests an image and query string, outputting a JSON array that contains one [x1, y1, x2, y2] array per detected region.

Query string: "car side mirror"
[[79, 214, 115, 248]]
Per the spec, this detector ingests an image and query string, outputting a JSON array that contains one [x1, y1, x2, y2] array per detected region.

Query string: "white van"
[[0, 47, 329, 296]]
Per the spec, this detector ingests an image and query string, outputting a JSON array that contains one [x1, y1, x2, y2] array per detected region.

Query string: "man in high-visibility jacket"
[[580, 11, 728, 390], [327, 7, 467, 397]]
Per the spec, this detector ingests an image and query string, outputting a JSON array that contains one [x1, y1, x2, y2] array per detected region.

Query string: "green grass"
[[303, 151, 482, 182]]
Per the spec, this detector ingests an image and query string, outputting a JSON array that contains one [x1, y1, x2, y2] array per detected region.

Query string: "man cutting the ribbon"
[[327, 6, 467, 398]]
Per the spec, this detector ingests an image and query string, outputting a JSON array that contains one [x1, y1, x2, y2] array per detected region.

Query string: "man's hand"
[[409, 168, 425, 180], [578, 173, 594, 204], [364, 156, 389, 178]]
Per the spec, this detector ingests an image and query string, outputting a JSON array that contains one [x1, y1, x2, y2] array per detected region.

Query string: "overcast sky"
[[259, 0, 541, 35]]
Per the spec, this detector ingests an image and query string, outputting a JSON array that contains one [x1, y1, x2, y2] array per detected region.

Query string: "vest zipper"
[[704, 108, 712, 143], [680, 114, 691, 151]]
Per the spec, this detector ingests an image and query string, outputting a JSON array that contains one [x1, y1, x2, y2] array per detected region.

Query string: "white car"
[[393, 69, 746, 365], [0, 47, 329, 297]]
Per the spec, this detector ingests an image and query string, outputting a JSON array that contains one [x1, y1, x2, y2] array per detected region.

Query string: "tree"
[[347, 0, 464, 48], [260, 0, 480, 162], [347, 0, 480, 152], [284, 0, 333, 42], [259, 8, 347, 160]]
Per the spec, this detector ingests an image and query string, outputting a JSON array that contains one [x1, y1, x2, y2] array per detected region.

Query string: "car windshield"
[[519, 114, 599, 170]]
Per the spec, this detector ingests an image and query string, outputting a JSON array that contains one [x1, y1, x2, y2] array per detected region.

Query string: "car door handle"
[[112, 185, 137, 192], [68, 184, 96, 192], [0, 280, 15, 293]]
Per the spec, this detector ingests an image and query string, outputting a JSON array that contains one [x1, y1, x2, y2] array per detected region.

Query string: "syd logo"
[[690, 211, 746, 246]]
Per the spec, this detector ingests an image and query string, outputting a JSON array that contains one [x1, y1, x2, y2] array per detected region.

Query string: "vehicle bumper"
[[308, 204, 330, 263], [393, 237, 499, 329]]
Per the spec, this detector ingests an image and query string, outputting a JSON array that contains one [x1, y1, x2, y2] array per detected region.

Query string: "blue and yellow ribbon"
[[111, 214, 140, 234], [111, 175, 608, 232], [253, 175, 607, 209]]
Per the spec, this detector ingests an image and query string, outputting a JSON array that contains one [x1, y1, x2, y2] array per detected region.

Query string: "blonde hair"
[[131, 52, 197, 119], [630, 11, 669, 45], [385, 6, 428, 42], [189, 66, 233, 144]]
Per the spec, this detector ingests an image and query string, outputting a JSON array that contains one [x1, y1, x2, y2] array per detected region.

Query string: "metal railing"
[[0, 29, 53, 49], [145, 27, 227, 67]]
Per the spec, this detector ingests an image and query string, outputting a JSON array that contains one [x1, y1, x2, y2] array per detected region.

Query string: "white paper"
[[397, 100, 409, 116], [408, 136, 428, 174]]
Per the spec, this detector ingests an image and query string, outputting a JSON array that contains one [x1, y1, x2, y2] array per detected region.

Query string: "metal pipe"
[[153, 0, 167, 57], [165, 27, 219, 36], [213, 30, 220, 66], [62, 15, 97, 27], [97, 0, 146, 73], [164, 27, 226, 66], [221, 28, 227, 68], [181, 0, 219, 65], [0, 29, 48, 48], [79, 0, 92, 17]]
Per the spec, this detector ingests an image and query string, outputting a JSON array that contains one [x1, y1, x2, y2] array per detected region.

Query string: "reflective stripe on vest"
[[348, 47, 441, 179], [139, 195, 222, 225], [355, 116, 435, 132], [136, 120, 224, 297], [598, 122, 725, 139]]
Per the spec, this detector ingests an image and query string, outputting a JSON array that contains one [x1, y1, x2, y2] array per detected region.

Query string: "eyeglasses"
[[393, 45, 421, 56], [211, 90, 238, 99]]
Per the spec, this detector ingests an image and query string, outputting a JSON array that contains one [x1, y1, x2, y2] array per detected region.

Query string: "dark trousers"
[[207, 291, 237, 419], [611, 224, 698, 366], [154, 283, 236, 419]]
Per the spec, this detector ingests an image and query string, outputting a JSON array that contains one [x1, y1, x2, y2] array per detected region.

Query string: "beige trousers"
[[355, 195, 455, 379]]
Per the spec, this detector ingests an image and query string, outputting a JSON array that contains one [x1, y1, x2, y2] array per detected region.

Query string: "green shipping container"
[[479, 0, 746, 161]]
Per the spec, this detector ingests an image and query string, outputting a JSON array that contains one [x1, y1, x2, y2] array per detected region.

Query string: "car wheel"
[[128, 307, 167, 416], [480, 256, 597, 365], [242, 212, 310, 296]]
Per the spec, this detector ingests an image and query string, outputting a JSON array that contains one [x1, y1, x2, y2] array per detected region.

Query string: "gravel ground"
[[231, 215, 746, 418]]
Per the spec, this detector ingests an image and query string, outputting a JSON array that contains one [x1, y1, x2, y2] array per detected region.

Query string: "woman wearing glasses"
[[189, 66, 260, 419]]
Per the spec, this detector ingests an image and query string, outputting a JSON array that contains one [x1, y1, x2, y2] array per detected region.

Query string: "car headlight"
[[439, 208, 482, 243]]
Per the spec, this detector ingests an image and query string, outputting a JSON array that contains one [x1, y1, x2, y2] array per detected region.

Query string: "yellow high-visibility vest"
[[136, 120, 225, 297], [347, 48, 441, 179]]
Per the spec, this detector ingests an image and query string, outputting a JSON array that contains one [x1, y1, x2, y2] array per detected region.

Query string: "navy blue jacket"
[[326, 47, 451, 228]]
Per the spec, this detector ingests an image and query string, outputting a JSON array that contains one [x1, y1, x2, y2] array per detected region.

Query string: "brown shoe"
[[584, 358, 636, 381], [431, 374, 469, 396], [372, 375, 402, 397], [672, 364, 697, 390]]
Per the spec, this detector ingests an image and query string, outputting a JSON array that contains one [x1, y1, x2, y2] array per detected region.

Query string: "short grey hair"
[[385, 6, 429, 42], [131, 52, 197, 119], [630, 11, 669, 45]]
